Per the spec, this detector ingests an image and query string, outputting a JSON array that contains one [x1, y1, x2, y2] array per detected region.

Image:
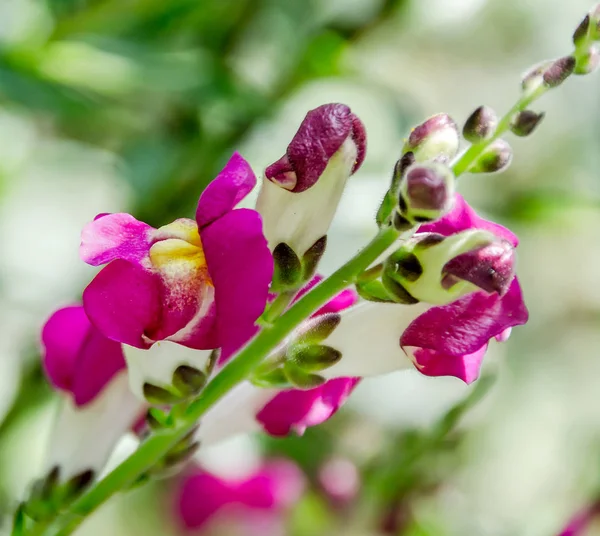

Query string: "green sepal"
[[171, 365, 207, 397], [301, 236, 327, 280], [142, 383, 182, 405], [355, 279, 396, 303], [381, 273, 419, 304], [295, 313, 341, 345], [146, 407, 172, 431], [12, 503, 27, 536], [283, 362, 326, 389], [272, 242, 302, 292], [376, 190, 397, 227], [287, 343, 342, 372], [251, 367, 291, 389]]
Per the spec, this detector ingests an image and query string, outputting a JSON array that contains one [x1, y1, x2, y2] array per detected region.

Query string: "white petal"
[[196, 381, 277, 446], [123, 341, 212, 400], [256, 138, 357, 256], [321, 301, 430, 379], [44, 372, 143, 481]]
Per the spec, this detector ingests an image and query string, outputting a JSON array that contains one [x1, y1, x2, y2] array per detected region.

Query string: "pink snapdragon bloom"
[[317, 194, 529, 384], [80, 153, 273, 358], [40, 305, 143, 480], [176, 460, 305, 534]]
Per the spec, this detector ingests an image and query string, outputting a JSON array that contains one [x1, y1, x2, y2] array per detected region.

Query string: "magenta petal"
[[72, 327, 126, 406], [83, 260, 162, 349], [401, 278, 529, 358], [412, 345, 488, 384], [80, 213, 154, 266], [201, 208, 273, 356], [196, 153, 257, 229], [419, 194, 518, 247], [177, 473, 232, 530], [256, 378, 359, 437], [41, 306, 92, 393]]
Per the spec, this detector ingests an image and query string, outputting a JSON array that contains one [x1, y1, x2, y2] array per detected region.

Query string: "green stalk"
[[33, 225, 399, 536]]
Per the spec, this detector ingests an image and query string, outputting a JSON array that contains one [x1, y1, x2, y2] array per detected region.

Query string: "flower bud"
[[257, 104, 367, 278], [462, 105, 498, 143], [395, 163, 455, 228], [542, 56, 576, 88], [402, 114, 459, 164], [469, 139, 512, 174], [573, 14, 590, 46], [510, 110, 545, 137], [382, 229, 516, 305]]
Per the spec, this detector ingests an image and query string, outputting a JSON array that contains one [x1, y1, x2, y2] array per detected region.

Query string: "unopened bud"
[[469, 139, 512, 174], [575, 46, 600, 75], [462, 105, 498, 143], [510, 110, 545, 137], [402, 114, 459, 164], [442, 239, 515, 296], [383, 229, 516, 305], [521, 61, 550, 94], [296, 313, 341, 345], [573, 14, 590, 46], [542, 56, 576, 88], [397, 163, 455, 225]]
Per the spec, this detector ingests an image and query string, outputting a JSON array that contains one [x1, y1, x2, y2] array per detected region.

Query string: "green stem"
[[37, 225, 399, 536], [451, 85, 547, 177]]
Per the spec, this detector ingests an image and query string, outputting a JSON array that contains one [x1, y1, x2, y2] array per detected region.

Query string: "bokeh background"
[[1, 0, 600, 534]]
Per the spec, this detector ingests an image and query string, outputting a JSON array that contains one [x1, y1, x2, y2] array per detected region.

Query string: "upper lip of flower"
[[265, 103, 366, 193]]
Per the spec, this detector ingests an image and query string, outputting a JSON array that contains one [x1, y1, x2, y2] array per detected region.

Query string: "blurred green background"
[[1, 0, 600, 534]]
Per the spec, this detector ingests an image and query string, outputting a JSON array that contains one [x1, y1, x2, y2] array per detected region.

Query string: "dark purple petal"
[[419, 194, 518, 247], [196, 153, 257, 229], [256, 378, 359, 437], [265, 104, 366, 193], [83, 260, 162, 349], [411, 345, 488, 384], [80, 213, 154, 267], [201, 208, 273, 357], [42, 306, 92, 394], [400, 278, 528, 358]]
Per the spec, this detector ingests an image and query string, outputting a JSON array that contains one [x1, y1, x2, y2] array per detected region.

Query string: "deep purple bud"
[[398, 162, 455, 224], [443, 239, 515, 296], [510, 110, 545, 137], [405, 166, 450, 211], [265, 103, 366, 193], [542, 56, 576, 88], [402, 114, 459, 163], [462, 105, 498, 143]]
